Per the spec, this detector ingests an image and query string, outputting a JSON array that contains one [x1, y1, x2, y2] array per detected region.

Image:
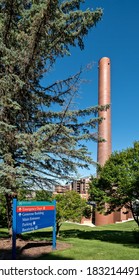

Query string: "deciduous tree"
[[89, 142, 139, 226], [54, 190, 89, 235]]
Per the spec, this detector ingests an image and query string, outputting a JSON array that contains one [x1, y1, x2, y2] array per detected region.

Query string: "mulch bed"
[[0, 238, 71, 260]]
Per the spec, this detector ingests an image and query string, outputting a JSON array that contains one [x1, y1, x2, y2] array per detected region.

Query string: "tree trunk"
[[56, 222, 61, 237], [5, 192, 17, 236], [131, 207, 139, 227], [5, 193, 12, 235]]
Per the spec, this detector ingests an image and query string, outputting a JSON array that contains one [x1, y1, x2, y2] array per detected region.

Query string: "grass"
[[0, 227, 9, 238], [0, 221, 139, 260]]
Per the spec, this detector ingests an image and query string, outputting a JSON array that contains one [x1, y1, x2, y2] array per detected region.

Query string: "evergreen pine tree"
[[0, 0, 108, 228]]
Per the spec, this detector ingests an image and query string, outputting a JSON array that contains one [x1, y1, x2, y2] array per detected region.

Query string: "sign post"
[[12, 199, 56, 259], [52, 200, 56, 249], [12, 198, 17, 260]]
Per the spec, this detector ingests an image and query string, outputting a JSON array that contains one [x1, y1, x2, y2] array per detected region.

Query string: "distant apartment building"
[[54, 176, 91, 197], [70, 177, 90, 199], [53, 184, 70, 194]]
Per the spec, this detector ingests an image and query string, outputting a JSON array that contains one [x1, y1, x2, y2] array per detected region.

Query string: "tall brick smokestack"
[[97, 57, 112, 166], [95, 57, 113, 226]]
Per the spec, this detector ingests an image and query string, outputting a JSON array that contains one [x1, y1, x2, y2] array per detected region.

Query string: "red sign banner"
[[16, 205, 55, 212]]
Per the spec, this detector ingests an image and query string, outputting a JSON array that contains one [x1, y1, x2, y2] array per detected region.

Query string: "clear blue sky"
[[44, 0, 139, 178]]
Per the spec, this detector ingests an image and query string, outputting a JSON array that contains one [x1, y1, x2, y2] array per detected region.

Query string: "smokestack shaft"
[[97, 57, 112, 166]]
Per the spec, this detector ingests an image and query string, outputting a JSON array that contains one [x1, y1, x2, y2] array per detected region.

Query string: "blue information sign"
[[16, 209, 55, 233], [12, 199, 56, 259]]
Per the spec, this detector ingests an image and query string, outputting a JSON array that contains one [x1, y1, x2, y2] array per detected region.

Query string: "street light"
[[86, 201, 96, 207]]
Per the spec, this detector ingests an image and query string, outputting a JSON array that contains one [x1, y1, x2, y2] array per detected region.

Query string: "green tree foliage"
[[35, 189, 52, 201], [0, 0, 107, 227], [54, 190, 88, 235], [0, 193, 7, 227], [89, 142, 139, 226], [18, 188, 34, 200]]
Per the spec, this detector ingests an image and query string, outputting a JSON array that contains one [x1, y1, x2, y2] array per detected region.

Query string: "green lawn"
[[1, 221, 139, 259]]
